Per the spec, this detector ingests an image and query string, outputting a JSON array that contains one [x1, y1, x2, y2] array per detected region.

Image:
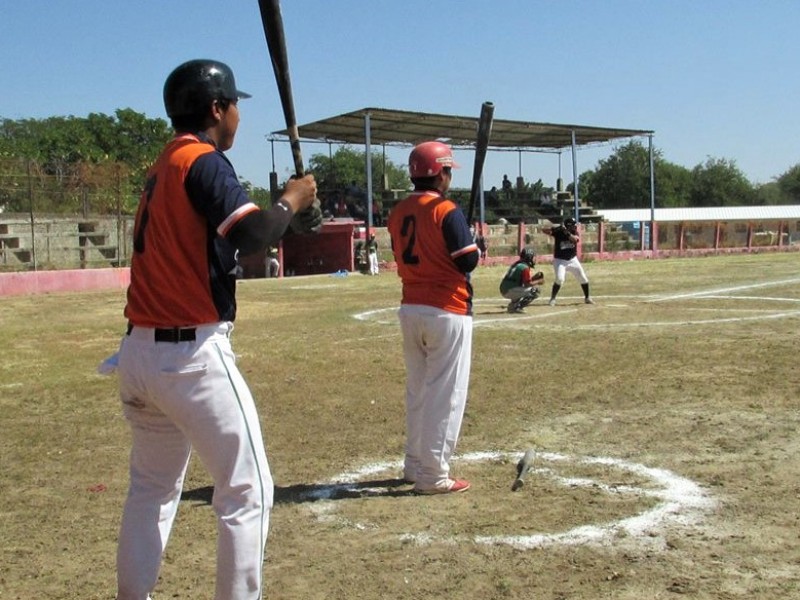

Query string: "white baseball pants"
[[116, 322, 273, 600], [552, 256, 589, 285], [398, 304, 472, 489]]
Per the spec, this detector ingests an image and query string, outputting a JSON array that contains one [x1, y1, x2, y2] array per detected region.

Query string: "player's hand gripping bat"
[[257, 0, 322, 234], [467, 101, 495, 228]]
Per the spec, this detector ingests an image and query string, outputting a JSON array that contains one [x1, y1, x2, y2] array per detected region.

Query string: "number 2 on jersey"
[[400, 215, 420, 264]]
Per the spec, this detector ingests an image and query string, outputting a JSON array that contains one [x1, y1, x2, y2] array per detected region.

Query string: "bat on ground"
[[257, 0, 321, 233], [467, 101, 495, 227], [511, 448, 536, 492]]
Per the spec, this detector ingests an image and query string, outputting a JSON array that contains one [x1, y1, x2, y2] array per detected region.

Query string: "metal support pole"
[[269, 137, 275, 172], [365, 112, 373, 231], [571, 130, 579, 221], [27, 160, 37, 271], [649, 134, 656, 251]]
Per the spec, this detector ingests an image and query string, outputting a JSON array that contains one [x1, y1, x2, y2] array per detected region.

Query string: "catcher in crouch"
[[499, 247, 545, 313]]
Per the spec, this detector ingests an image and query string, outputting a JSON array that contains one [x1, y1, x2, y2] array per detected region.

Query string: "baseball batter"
[[543, 217, 594, 305], [387, 141, 479, 495], [115, 59, 318, 600]]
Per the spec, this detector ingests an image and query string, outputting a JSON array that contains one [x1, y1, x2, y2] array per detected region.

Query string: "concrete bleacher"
[[483, 188, 604, 225], [0, 215, 127, 270]]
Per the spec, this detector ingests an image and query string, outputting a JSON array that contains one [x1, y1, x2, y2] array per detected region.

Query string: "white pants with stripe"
[[553, 256, 589, 285], [398, 305, 472, 489], [116, 322, 272, 600]]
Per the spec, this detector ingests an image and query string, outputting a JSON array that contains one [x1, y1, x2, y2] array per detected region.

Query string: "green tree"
[[754, 181, 786, 205], [307, 146, 409, 193], [579, 141, 694, 209], [86, 109, 172, 183], [240, 180, 271, 208], [0, 110, 172, 214], [776, 164, 800, 203], [580, 141, 654, 209], [655, 161, 693, 207], [689, 158, 755, 207]]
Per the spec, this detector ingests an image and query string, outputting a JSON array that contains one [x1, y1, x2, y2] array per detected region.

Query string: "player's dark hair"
[[171, 114, 207, 132], [171, 98, 233, 132], [411, 176, 438, 190]]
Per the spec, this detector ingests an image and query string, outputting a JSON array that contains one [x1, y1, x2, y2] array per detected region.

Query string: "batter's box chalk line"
[[354, 292, 800, 331], [299, 450, 716, 551]]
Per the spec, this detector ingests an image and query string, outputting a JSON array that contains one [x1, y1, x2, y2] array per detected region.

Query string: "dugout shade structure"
[[271, 107, 655, 229]]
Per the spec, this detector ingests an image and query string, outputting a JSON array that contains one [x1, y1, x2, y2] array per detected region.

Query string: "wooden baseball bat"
[[258, 0, 322, 234], [467, 101, 495, 226], [511, 448, 536, 492], [258, 0, 305, 177]]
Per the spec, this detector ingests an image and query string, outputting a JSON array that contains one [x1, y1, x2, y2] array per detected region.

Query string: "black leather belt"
[[127, 323, 197, 343]]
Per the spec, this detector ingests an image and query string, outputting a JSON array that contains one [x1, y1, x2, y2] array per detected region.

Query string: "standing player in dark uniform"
[[387, 141, 479, 495], [115, 59, 319, 600], [543, 217, 594, 306]]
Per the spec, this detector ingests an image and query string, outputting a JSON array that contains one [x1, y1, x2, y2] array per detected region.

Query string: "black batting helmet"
[[163, 59, 251, 119], [519, 247, 536, 266], [564, 217, 577, 228]]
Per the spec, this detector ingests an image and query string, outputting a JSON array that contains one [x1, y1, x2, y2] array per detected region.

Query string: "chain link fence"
[[0, 158, 136, 271], [2, 158, 797, 273]]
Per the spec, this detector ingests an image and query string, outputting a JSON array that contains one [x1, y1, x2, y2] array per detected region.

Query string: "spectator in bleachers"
[[501, 174, 513, 200]]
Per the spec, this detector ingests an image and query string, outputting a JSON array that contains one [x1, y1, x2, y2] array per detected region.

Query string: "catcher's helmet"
[[408, 141, 460, 178], [163, 59, 251, 119], [520, 247, 536, 265]]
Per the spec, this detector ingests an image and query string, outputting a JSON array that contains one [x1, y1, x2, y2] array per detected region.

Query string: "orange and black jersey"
[[125, 132, 286, 328], [387, 190, 479, 316]]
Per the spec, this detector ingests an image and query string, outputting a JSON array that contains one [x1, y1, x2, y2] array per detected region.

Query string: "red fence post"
[[598, 221, 606, 257]]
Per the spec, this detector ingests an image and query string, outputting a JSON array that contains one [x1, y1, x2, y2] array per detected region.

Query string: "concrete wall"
[[0, 215, 133, 270], [0, 267, 130, 297]]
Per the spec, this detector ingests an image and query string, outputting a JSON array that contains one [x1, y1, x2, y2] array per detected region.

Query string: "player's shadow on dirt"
[[181, 478, 416, 506]]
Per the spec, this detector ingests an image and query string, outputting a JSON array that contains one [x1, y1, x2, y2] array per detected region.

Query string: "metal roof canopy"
[[271, 107, 656, 240], [272, 107, 653, 150]]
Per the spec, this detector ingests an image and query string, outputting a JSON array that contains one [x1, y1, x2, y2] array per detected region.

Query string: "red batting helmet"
[[408, 141, 460, 178]]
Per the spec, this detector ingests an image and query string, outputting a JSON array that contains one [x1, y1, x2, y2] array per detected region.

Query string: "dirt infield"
[[1, 253, 799, 599]]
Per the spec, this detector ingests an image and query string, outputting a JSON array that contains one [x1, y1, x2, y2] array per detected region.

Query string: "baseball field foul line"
[[647, 277, 800, 303]]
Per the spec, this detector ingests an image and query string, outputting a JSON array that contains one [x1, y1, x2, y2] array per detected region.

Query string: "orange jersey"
[[125, 133, 259, 327], [387, 190, 478, 315]]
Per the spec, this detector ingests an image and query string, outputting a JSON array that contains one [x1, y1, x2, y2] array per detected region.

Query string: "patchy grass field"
[[1, 252, 800, 599]]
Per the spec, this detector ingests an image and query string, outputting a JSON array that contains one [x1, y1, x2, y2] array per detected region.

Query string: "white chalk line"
[[491, 308, 800, 332], [353, 299, 800, 330], [352, 278, 800, 330], [647, 277, 800, 302], [302, 450, 714, 551]]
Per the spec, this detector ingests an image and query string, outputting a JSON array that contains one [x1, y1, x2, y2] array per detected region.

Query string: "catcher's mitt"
[[532, 271, 545, 282]]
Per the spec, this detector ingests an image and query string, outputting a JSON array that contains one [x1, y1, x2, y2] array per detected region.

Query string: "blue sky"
[[2, 1, 798, 193]]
